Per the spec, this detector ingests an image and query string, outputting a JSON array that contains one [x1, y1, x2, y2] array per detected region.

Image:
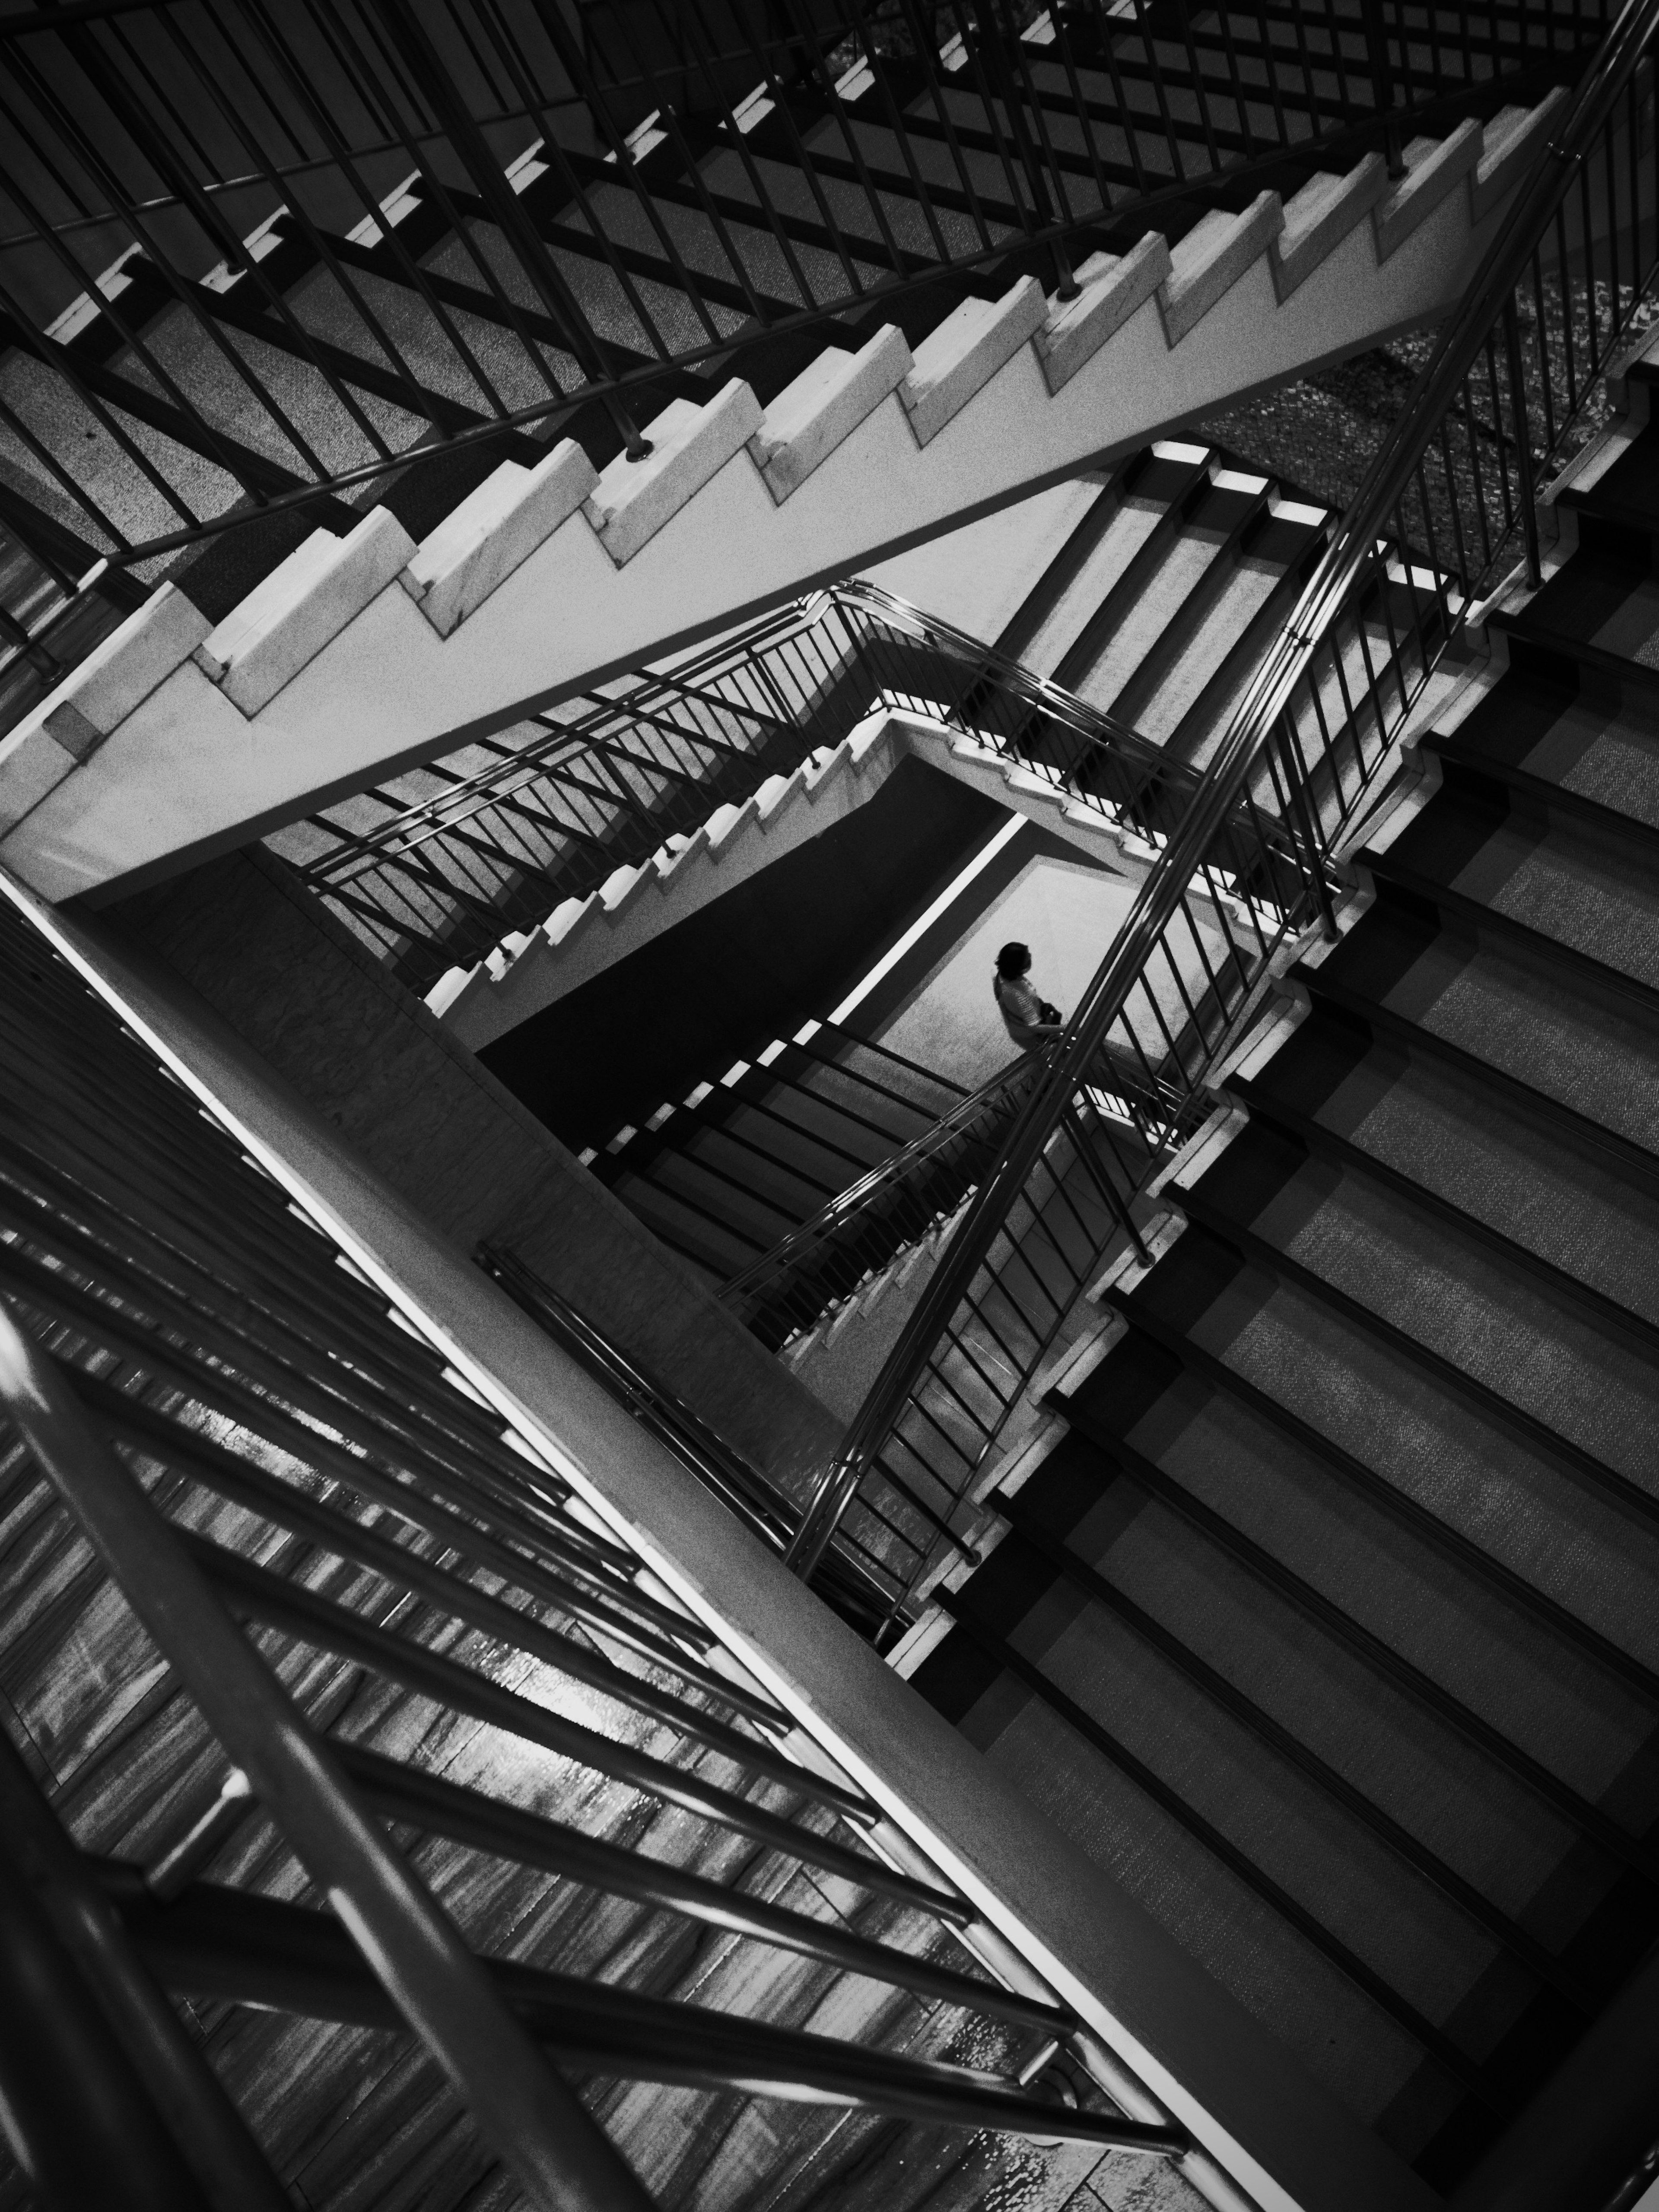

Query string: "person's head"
[[995, 942, 1032, 981]]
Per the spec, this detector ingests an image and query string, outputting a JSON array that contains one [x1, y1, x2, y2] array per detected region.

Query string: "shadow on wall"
[[478, 757, 1005, 1150], [861, 848, 1141, 1090]]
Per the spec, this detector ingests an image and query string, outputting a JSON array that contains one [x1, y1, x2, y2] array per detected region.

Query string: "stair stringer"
[[0, 95, 1572, 908]]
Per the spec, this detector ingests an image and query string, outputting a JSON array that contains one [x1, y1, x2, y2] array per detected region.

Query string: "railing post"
[[1504, 295, 1544, 590], [0, 1728, 293, 2212], [1272, 718, 1339, 939], [0, 1308, 653, 2212], [1359, 0, 1408, 177]]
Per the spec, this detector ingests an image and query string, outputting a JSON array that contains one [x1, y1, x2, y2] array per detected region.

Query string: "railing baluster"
[[782, 0, 1659, 1606]]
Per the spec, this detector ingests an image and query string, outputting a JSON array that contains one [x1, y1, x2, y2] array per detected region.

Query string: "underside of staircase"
[[0, 3, 1592, 907], [897, 365, 1659, 2207], [235, 430, 1331, 1065]]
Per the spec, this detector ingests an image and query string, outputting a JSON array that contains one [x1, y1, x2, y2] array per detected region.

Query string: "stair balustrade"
[[479, 1238, 912, 1640], [0, 0, 1603, 619], [792, 0, 1659, 1629], [0, 864, 1197, 2211], [284, 574, 1215, 1000]]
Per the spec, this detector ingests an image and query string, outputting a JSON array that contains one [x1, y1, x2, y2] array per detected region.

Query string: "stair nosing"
[[1169, 1187, 1659, 1549], [1062, 1379, 1659, 1881], [992, 1492, 1602, 2013]]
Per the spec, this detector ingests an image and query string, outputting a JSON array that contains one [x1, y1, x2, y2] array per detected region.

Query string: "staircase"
[[588, 1019, 970, 1299], [896, 358, 1659, 2197], [0, 0, 1592, 906], [998, 438, 1336, 766], [263, 436, 1337, 1043], [0, 876, 1198, 2212]]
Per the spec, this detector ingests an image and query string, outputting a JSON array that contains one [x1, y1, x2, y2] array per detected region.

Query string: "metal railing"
[[286, 574, 1225, 1000], [479, 1239, 913, 1639], [0, 865, 1196, 2208], [787, 0, 1659, 1617], [0, 0, 1605, 616], [718, 1044, 1046, 1345]]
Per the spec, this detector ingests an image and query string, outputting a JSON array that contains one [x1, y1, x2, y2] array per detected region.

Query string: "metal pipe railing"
[[0, 1303, 654, 2212], [291, 573, 1229, 1000], [789, 0, 1659, 1595], [0, 862, 1205, 2204], [0, 0, 1607, 594], [717, 1045, 1046, 1323]]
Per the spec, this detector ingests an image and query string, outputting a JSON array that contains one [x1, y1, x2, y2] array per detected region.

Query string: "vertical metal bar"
[[893, 0, 1000, 254], [0, 1308, 652, 2212], [1273, 716, 1337, 936], [0, 1813, 214, 2212], [1503, 293, 1543, 588], [1359, 0, 1406, 174], [0, 1727, 292, 2212]]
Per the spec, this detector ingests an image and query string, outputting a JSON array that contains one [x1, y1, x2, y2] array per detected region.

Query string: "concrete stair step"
[[0, 92, 1572, 905]]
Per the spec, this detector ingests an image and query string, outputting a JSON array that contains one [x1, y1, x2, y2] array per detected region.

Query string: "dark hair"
[[995, 942, 1031, 980]]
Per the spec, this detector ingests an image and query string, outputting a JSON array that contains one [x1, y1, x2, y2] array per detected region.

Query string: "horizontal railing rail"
[[717, 1045, 1047, 1331], [0, 0, 1607, 604], [788, 0, 1659, 1619], [286, 572, 1269, 1002], [477, 1238, 913, 1639], [0, 860, 1201, 2207]]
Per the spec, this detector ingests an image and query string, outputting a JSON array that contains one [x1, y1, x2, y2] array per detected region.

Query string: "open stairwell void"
[[897, 315, 1659, 2203], [586, 1021, 969, 1301], [997, 438, 1335, 765]]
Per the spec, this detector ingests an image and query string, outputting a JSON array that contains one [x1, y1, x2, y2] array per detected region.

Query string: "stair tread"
[[1136, 550, 1289, 743], [1193, 1123, 1659, 1504], [1126, 1225, 1659, 1705], [1064, 1369, 1659, 1844], [1322, 904, 1659, 1165], [1383, 792, 1659, 997], [946, 1646, 1443, 2136], [1252, 1015, 1659, 1336], [1023, 1457, 1608, 1911], [994, 1554, 1516, 2033]]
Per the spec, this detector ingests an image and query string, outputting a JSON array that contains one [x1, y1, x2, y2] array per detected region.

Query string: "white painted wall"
[[859, 474, 1105, 643], [872, 847, 1139, 1088]]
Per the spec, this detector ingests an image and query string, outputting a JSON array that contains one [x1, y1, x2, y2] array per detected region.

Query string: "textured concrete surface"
[[99, 846, 846, 1502]]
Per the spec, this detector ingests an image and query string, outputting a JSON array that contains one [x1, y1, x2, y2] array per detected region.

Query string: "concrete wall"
[[97, 847, 845, 1503], [872, 849, 1141, 1088], [859, 475, 1104, 645]]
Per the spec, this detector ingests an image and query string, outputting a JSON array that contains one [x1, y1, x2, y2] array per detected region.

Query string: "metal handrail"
[[0, 1303, 652, 2212], [788, 0, 1659, 1584], [0, 0, 1604, 604], [718, 1044, 1046, 1311], [293, 566, 1261, 1002], [824, 576, 1174, 773], [307, 574, 1174, 875], [477, 1239, 904, 1638], [0, 862, 1202, 2200]]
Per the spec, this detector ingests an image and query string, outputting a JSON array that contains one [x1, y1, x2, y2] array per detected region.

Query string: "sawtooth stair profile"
[[0, 88, 1576, 908]]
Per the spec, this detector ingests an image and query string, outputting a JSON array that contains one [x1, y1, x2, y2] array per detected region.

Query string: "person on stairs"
[[993, 943, 1065, 1051]]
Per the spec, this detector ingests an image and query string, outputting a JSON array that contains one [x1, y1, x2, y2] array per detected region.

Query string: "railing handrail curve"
[[791, 0, 1659, 1579], [718, 1044, 1046, 1311]]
